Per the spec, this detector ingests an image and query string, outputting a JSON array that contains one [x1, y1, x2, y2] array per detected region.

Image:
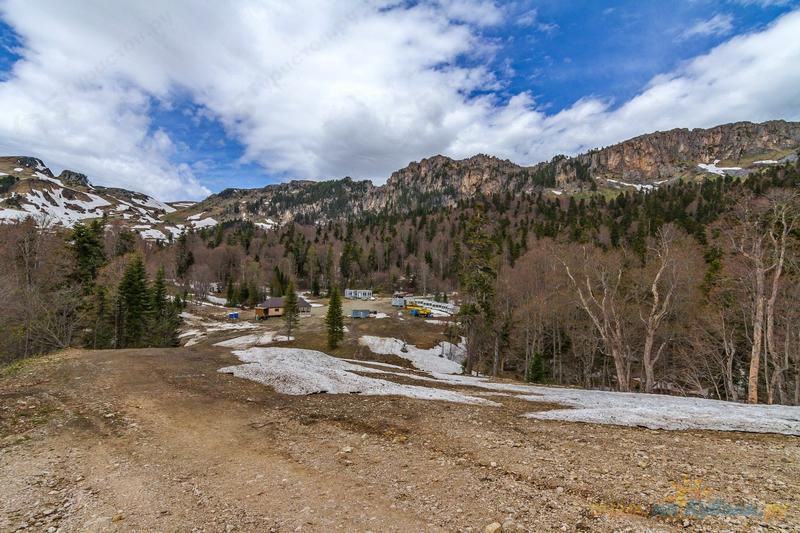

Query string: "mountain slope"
[[2, 120, 799, 235], [0, 156, 180, 234], [574, 119, 800, 184], [184, 120, 800, 224]]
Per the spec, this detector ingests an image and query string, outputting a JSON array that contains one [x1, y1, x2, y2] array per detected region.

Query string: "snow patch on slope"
[[192, 217, 218, 229], [519, 387, 800, 435], [358, 335, 464, 374], [213, 332, 293, 348], [219, 347, 496, 405], [697, 159, 742, 176]]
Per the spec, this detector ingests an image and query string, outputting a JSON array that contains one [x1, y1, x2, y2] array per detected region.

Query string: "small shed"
[[351, 309, 371, 319], [297, 296, 311, 313], [391, 292, 407, 307]]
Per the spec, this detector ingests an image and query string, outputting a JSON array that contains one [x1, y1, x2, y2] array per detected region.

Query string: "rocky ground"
[[1, 304, 799, 532]]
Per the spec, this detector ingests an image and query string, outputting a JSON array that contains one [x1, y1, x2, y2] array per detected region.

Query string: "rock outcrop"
[[575, 120, 800, 183]]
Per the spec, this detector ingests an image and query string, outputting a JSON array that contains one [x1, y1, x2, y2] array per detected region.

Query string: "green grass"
[[0, 357, 33, 378], [716, 149, 795, 168]]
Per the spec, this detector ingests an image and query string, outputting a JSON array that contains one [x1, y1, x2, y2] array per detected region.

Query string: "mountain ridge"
[[2, 119, 799, 239]]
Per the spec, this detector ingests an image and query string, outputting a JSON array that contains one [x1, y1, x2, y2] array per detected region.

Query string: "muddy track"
[[1, 346, 798, 532]]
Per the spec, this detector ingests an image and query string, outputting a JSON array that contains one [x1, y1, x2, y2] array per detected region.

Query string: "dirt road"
[[1, 344, 798, 532]]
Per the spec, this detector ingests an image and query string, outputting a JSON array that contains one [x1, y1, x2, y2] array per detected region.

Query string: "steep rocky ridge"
[[574, 120, 800, 183], [3, 120, 799, 235], [0, 156, 175, 233]]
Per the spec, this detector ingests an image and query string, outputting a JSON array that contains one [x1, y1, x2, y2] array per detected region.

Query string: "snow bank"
[[214, 333, 800, 435], [18, 187, 110, 227], [0, 208, 31, 222], [136, 228, 167, 241], [179, 312, 258, 345], [697, 160, 742, 176], [358, 336, 463, 374], [192, 217, 218, 229], [219, 347, 496, 405], [206, 294, 227, 305], [255, 218, 278, 230], [131, 195, 175, 213], [213, 332, 293, 348], [422, 372, 800, 435], [607, 178, 657, 192], [520, 387, 800, 435]]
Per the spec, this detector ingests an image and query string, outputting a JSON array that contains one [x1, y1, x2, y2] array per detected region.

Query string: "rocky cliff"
[[3, 120, 800, 235], [575, 120, 800, 183]]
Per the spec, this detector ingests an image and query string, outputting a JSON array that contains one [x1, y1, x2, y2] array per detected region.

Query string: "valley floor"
[[1, 302, 799, 532]]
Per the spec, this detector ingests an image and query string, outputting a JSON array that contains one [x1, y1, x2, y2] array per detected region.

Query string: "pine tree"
[[270, 266, 285, 297], [145, 266, 180, 347], [325, 285, 345, 349], [283, 280, 299, 340], [85, 285, 113, 349], [527, 352, 546, 383], [458, 208, 497, 374], [68, 219, 106, 288], [225, 279, 237, 306], [325, 244, 335, 290], [113, 229, 136, 257], [117, 255, 150, 348], [175, 232, 194, 280]]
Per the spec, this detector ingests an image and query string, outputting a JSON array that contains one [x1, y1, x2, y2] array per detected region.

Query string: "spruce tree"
[[85, 285, 113, 349], [113, 229, 136, 257], [145, 266, 180, 347], [283, 280, 299, 339], [175, 232, 194, 280], [325, 285, 345, 349], [225, 279, 236, 306], [68, 219, 106, 288], [117, 255, 150, 348], [527, 352, 546, 383]]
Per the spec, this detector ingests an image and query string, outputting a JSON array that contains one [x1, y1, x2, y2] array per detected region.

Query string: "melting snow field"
[[218, 335, 800, 435], [219, 348, 496, 405], [518, 386, 800, 434], [697, 159, 742, 176], [179, 312, 258, 345], [213, 332, 294, 348], [358, 335, 464, 374]]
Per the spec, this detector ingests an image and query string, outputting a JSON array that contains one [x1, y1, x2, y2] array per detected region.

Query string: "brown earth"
[[1, 303, 799, 532]]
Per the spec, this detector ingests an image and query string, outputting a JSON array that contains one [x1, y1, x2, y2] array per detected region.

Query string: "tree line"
[[456, 163, 800, 405], [0, 218, 182, 363]]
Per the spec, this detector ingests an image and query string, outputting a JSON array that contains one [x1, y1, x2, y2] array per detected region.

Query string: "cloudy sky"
[[0, 0, 799, 200]]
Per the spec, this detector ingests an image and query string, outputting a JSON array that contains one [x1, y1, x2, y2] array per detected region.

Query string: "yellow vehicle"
[[406, 305, 432, 317]]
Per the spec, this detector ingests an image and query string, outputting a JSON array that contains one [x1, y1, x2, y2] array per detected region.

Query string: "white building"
[[391, 292, 408, 307], [344, 288, 373, 300]]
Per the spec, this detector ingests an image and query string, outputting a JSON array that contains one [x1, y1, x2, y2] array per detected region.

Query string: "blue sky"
[[491, 1, 796, 111], [0, 1, 798, 199]]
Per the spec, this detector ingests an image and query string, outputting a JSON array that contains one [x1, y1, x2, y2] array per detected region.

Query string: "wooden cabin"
[[255, 296, 312, 320]]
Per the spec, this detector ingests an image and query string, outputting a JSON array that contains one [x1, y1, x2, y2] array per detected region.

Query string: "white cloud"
[[679, 13, 735, 40], [515, 8, 558, 32], [0, 1, 798, 200], [729, 0, 792, 7]]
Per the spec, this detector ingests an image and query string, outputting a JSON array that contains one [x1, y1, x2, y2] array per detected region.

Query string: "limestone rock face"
[[576, 120, 800, 182], [58, 170, 90, 187], [183, 120, 800, 225], [373, 154, 526, 211]]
